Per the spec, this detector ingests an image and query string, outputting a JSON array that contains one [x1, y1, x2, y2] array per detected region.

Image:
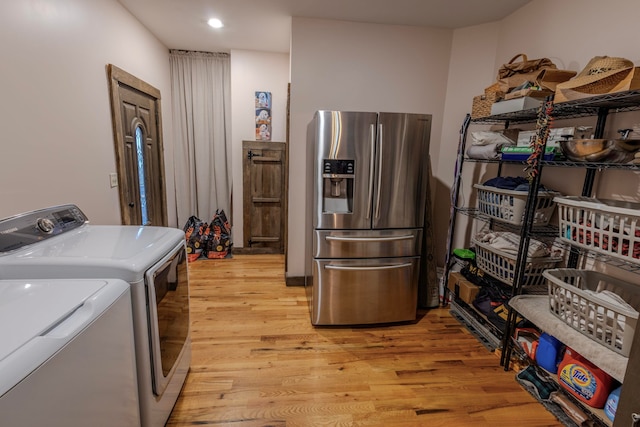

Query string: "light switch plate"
[[109, 173, 118, 188]]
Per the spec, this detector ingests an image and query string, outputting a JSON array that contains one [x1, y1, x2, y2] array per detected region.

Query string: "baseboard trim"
[[232, 247, 281, 255], [285, 276, 305, 287]]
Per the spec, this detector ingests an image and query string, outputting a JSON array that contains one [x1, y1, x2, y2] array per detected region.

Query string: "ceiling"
[[117, 0, 531, 54]]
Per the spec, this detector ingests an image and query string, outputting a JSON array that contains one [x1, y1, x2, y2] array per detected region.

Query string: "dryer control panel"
[[0, 205, 88, 254]]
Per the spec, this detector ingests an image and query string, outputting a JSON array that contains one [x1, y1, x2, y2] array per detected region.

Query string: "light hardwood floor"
[[167, 254, 561, 427]]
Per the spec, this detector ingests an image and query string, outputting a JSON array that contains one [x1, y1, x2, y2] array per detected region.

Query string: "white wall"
[[0, 0, 175, 226], [437, 0, 640, 255], [288, 17, 453, 278], [431, 22, 501, 264], [5, 0, 640, 267], [0, 1, 290, 240], [230, 50, 290, 246]]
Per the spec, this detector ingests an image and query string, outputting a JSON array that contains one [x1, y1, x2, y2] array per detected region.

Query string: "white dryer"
[[0, 278, 140, 427], [0, 205, 191, 427]]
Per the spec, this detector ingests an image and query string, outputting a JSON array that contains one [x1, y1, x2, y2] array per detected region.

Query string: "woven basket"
[[484, 82, 502, 94], [472, 90, 504, 118]]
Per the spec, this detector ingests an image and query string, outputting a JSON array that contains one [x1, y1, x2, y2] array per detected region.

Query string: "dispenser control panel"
[[0, 204, 88, 254], [322, 159, 354, 178]]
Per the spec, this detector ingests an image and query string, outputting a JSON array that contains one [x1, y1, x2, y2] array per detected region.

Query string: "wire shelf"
[[471, 89, 640, 124], [550, 240, 640, 273], [456, 207, 559, 236], [464, 158, 640, 170]]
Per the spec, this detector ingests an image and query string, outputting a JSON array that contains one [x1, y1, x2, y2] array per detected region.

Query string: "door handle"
[[325, 234, 415, 242], [366, 123, 375, 220], [247, 150, 262, 160], [374, 123, 383, 219], [325, 262, 413, 271]]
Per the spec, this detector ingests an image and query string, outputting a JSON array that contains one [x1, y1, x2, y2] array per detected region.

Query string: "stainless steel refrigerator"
[[305, 111, 432, 325]]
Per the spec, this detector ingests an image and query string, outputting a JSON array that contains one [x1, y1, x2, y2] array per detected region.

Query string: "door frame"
[[106, 64, 168, 226], [284, 84, 290, 263]]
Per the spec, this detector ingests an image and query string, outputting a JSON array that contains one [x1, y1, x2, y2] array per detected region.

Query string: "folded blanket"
[[467, 143, 501, 160], [475, 231, 551, 258], [467, 132, 516, 160], [483, 176, 530, 190], [470, 131, 515, 146], [482, 176, 554, 192]]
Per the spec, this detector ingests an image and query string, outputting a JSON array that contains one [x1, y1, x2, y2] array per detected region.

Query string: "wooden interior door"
[[242, 141, 286, 254], [107, 64, 167, 226]]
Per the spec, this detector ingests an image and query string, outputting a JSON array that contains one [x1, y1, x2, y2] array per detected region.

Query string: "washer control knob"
[[36, 218, 55, 234]]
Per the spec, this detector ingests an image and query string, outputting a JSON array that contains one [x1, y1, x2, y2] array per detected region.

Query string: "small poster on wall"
[[255, 91, 272, 141]]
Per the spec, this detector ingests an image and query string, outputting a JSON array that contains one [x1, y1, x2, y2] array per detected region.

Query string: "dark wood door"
[[107, 64, 167, 226], [242, 141, 286, 254]]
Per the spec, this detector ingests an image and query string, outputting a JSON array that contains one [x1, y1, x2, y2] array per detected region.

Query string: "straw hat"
[[556, 56, 634, 93]]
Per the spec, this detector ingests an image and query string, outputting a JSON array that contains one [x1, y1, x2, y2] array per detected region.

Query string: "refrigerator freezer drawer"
[[311, 257, 419, 325], [313, 229, 422, 259]]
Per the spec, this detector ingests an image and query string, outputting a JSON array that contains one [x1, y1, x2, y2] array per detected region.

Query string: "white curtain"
[[169, 50, 231, 227]]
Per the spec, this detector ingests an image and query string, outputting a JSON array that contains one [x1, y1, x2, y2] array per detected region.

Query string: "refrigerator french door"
[[307, 111, 432, 325]]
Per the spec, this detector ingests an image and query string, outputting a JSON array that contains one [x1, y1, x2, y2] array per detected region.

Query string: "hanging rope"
[[525, 99, 554, 180]]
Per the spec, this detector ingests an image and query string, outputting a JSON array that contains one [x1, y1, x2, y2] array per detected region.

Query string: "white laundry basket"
[[555, 196, 640, 265], [544, 268, 640, 356], [472, 237, 562, 287], [474, 184, 559, 226]]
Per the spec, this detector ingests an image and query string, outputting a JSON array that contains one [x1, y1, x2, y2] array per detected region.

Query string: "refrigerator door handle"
[[325, 234, 415, 243], [374, 123, 383, 219], [325, 262, 413, 271], [366, 123, 375, 220]]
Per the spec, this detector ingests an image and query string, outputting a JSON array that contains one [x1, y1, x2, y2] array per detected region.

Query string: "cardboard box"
[[490, 97, 543, 115], [515, 327, 541, 359], [447, 272, 480, 304], [517, 127, 575, 148], [535, 68, 577, 92], [504, 88, 553, 100]]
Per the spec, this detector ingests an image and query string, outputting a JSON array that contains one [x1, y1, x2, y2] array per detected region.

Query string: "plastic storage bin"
[[472, 238, 562, 287], [544, 268, 640, 356], [474, 184, 559, 226], [555, 196, 640, 265]]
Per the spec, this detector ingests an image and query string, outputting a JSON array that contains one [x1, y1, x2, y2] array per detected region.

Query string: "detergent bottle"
[[604, 385, 622, 421], [535, 333, 563, 374], [557, 347, 614, 408]]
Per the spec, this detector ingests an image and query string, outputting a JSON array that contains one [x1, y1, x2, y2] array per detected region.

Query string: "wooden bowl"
[[560, 139, 611, 160], [613, 139, 640, 152]]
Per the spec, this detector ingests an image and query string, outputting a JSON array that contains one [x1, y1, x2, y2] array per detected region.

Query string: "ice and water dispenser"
[[322, 159, 354, 213]]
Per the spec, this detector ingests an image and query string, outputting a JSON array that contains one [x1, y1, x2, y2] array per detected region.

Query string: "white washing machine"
[[0, 205, 191, 427], [0, 278, 140, 427]]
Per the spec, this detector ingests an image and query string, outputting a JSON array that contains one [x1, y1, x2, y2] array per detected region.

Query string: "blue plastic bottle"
[[604, 386, 622, 421], [535, 333, 563, 374]]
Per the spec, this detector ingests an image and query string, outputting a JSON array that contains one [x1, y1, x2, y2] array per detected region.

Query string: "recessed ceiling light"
[[208, 18, 223, 29]]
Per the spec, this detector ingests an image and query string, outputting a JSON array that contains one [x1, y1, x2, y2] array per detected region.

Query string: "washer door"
[[145, 242, 190, 396]]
